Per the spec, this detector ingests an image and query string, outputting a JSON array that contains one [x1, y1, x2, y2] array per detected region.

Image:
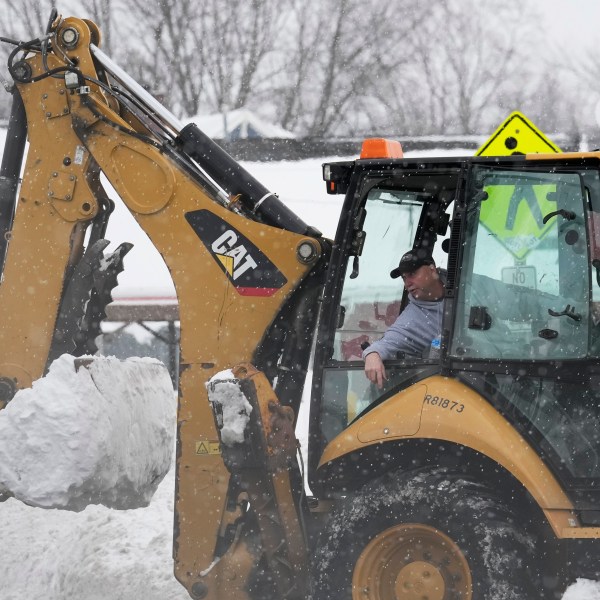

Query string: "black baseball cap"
[[390, 250, 434, 279]]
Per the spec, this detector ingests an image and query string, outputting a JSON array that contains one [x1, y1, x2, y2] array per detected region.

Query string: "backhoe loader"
[[2, 11, 600, 600]]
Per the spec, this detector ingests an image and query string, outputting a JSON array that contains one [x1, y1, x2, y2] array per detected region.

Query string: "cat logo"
[[211, 230, 259, 282], [185, 209, 287, 296]]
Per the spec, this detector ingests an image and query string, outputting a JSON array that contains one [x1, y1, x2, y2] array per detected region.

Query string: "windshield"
[[451, 166, 595, 361]]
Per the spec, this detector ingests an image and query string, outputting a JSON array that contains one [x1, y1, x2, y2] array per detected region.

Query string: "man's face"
[[401, 264, 442, 300]]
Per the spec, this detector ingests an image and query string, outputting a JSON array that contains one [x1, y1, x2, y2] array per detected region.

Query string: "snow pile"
[[563, 579, 600, 599], [0, 354, 175, 511], [206, 369, 252, 445]]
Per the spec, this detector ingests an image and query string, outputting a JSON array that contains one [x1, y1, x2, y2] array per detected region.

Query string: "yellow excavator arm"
[[0, 13, 325, 599]]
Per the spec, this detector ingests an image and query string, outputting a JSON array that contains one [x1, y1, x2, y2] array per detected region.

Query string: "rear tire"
[[312, 467, 547, 599]]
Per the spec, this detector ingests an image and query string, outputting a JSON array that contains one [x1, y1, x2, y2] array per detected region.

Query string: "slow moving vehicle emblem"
[[476, 111, 561, 157], [477, 112, 562, 259], [185, 209, 287, 296]]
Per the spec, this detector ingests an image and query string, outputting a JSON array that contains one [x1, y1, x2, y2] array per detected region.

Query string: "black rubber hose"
[[177, 123, 321, 237]]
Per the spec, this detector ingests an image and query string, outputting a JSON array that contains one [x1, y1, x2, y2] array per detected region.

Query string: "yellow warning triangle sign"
[[476, 112, 561, 157]]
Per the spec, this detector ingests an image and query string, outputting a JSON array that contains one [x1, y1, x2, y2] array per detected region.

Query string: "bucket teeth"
[[47, 240, 132, 367], [75, 242, 133, 355]]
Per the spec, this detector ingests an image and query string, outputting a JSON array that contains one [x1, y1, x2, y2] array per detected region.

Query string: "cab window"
[[320, 176, 455, 442], [451, 167, 590, 360]]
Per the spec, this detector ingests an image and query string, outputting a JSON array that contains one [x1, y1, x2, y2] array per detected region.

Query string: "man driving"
[[363, 249, 445, 388]]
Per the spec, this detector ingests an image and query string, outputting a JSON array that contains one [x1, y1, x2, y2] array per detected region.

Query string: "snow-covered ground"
[[2, 452, 188, 600], [1, 152, 599, 598]]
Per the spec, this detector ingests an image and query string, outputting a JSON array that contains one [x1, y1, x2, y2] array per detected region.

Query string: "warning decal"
[[196, 440, 221, 455]]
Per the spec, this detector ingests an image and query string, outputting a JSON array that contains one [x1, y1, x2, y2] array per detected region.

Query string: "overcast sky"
[[528, 0, 600, 57]]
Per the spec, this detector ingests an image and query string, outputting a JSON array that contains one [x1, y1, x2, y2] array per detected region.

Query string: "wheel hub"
[[395, 561, 445, 598], [352, 523, 472, 600]]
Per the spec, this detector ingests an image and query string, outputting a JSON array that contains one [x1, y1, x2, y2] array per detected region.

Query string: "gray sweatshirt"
[[362, 295, 443, 360]]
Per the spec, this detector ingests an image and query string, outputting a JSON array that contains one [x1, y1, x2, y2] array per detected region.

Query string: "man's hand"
[[364, 352, 386, 389]]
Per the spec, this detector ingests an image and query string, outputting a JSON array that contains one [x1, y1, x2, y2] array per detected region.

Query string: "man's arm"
[[362, 303, 427, 388], [364, 350, 386, 389], [363, 303, 421, 361], [362, 312, 410, 390]]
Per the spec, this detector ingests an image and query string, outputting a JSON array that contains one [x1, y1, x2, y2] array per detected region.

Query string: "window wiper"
[[548, 304, 581, 322], [542, 209, 576, 225]]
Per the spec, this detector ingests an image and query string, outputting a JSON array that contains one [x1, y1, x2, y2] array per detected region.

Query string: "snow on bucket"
[[0, 354, 175, 511]]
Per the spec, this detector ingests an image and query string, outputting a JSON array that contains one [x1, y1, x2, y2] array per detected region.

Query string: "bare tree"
[[0, 0, 64, 117], [10, 0, 58, 38], [196, 0, 285, 113], [274, 0, 320, 132], [123, 0, 206, 117], [395, 0, 541, 134], [0, 0, 583, 140], [559, 44, 600, 144], [271, 0, 429, 136], [123, 0, 283, 118], [79, 0, 116, 56]]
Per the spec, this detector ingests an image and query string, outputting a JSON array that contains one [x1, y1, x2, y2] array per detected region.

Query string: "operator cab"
[[312, 150, 600, 513]]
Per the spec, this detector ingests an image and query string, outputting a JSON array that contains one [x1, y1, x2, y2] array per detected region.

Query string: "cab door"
[[448, 162, 600, 508], [309, 167, 460, 480]]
